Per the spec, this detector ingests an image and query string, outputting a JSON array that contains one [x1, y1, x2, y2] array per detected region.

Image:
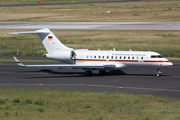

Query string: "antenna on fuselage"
[[98, 48, 100, 51], [113, 48, 116, 51], [129, 49, 132, 51]]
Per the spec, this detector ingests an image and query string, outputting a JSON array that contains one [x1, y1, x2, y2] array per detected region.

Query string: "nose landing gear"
[[156, 68, 162, 77]]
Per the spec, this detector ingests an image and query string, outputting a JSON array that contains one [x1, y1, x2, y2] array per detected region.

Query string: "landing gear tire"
[[156, 68, 162, 77], [99, 70, 106, 76], [157, 73, 161, 77], [85, 71, 92, 76]]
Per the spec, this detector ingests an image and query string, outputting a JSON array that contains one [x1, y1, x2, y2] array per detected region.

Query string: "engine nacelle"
[[44, 50, 76, 64]]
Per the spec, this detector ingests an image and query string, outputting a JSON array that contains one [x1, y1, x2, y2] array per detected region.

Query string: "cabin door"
[[138, 56, 144, 63]]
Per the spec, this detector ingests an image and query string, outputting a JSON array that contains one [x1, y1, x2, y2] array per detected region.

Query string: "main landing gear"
[[156, 68, 162, 77], [85, 70, 106, 76], [99, 70, 106, 76], [85, 70, 93, 76]]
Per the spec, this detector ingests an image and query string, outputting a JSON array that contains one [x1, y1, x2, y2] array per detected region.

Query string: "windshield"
[[151, 55, 164, 58], [157, 55, 163, 58]]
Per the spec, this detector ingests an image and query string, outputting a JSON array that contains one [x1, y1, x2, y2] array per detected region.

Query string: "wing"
[[13, 56, 116, 69]]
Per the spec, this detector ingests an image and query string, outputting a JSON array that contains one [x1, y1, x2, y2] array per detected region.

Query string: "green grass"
[[0, 88, 180, 119], [0, 1, 180, 22]]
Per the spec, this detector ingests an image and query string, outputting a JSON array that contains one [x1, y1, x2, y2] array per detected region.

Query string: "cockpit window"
[[151, 55, 157, 58], [151, 55, 164, 58], [157, 55, 163, 58]]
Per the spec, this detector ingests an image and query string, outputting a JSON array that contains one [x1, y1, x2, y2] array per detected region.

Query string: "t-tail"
[[11, 28, 73, 53], [10, 28, 74, 63]]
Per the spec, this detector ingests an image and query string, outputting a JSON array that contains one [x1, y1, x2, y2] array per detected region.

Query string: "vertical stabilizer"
[[10, 28, 73, 54]]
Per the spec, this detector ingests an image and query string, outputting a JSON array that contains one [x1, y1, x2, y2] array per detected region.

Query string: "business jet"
[[11, 28, 173, 77]]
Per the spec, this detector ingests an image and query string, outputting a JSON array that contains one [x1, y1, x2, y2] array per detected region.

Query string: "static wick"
[[39, 84, 42, 86], [119, 86, 122, 89]]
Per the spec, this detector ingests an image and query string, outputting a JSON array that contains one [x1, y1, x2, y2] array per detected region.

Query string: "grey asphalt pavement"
[[0, 0, 141, 7], [0, 56, 180, 98], [1, 22, 180, 30]]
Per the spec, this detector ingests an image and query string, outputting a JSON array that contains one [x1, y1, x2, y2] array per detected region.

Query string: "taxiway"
[[1, 22, 180, 30], [0, 0, 141, 7], [0, 56, 180, 98]]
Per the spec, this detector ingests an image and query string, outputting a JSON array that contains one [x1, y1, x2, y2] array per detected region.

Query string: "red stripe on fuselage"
[[75, 59, 171, 63], [143, 61, 171, 63], [75, 59, 138, 62]]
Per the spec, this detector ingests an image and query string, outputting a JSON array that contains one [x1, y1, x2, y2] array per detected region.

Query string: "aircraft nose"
[[166, 61, 173, 66], [161, 61, 173, 67]]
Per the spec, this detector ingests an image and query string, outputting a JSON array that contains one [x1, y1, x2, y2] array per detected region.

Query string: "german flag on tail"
[[48, 36, 52, 40]]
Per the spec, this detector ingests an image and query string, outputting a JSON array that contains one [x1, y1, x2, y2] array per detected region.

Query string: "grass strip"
[[0, 88, 180, 119], [0, 1, 180, 22]]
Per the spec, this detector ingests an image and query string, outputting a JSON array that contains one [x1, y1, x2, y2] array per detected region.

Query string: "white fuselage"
[[47, 49, 173, 70]]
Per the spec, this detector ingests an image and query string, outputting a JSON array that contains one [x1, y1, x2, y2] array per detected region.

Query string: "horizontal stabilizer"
[[10, 28, 50, 34]]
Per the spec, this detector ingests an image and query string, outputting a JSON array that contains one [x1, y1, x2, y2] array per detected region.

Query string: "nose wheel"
[[156, 68, 162, 77]]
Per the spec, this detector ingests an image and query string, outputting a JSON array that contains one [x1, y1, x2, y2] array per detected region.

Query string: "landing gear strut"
[[99, 70, 106, 75], [156, 68, 162, 77], [85, 70, 93, 76]]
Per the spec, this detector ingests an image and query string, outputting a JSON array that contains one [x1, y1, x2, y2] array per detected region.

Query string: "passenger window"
[[94, 56, 96, 58], [128, 56, 130, 59], [115, 56, 117, 59], [137, 57, 138, 59], [107, 56, 109, 59], [99, 56, 101, 59], [111, 56, 113, 59], [120, 56, 121, 59], [141, 57, 143, 60], [102, 56, 104, 59], [124, 56, 126, 59], [90, 55, 92, 58], [87, 55, 89, 58], [132, 57, 134, 59]]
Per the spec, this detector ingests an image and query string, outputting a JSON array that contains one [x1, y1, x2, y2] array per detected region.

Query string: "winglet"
[[13, 56, 25, 66]]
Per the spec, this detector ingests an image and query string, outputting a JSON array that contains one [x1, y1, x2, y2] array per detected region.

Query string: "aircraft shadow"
[[20, 69, 127, 79], [39, 69, 85, 75], [40, 69, 127, 76], [20, 69, 171, 79], [18, 69, 171, 79]]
